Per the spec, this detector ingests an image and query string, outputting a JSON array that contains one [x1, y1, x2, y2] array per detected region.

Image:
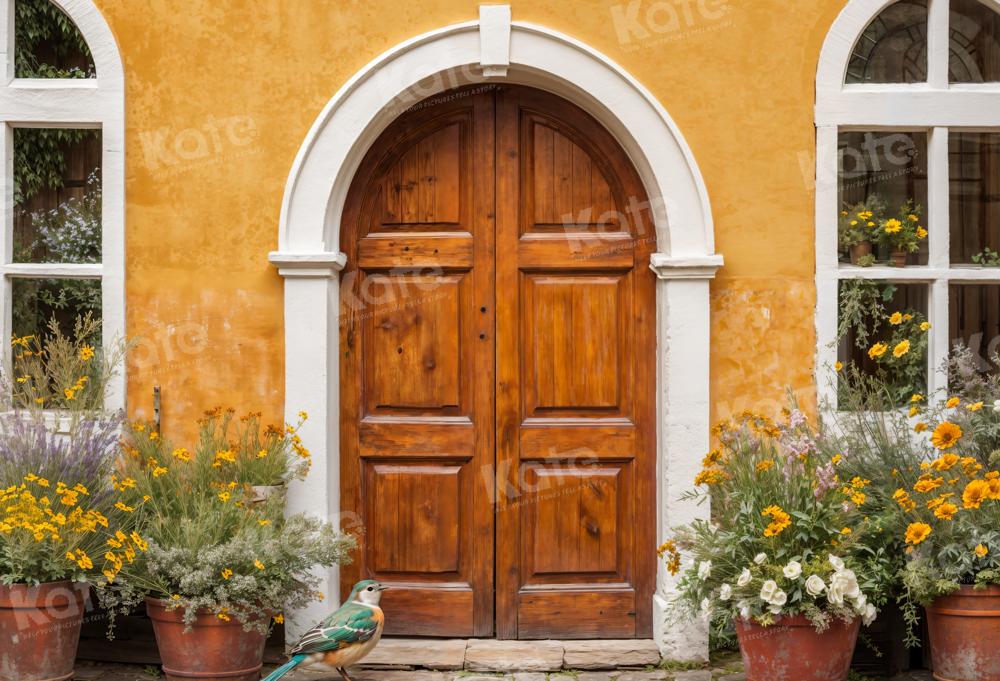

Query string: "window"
[[0, 0, 124, 406], [817, 0, 1000, 408]]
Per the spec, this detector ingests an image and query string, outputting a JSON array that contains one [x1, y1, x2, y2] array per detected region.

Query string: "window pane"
[[839, 131, 929, 266], [847, 0, 928, 83], [14, 0, 95, 78], [949, 284, 1000, 372], [838, 281, 929, 406], [13, 128, 101, 264], [11, 278, 102, 341], [950, 131, 1000, 264], [950, 0, 1000, 83]]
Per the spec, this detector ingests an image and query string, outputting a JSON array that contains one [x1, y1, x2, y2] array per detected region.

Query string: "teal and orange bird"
[[263, 579, 387, 681]]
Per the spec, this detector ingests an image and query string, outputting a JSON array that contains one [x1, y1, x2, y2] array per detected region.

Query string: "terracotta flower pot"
[[146, 598, 269, 681], [0, 581, 88, 681], [890, 250, 909, 266], [850, 240, 873, 264], [926, 585, 1000, 681], [735, 614, 861, 681]]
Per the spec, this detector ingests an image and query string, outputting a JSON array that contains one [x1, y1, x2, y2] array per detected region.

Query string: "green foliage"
[[662, 409, 883, 633], [19, 170, 101, 264], [838, 279, 895, 350], [875, 199, 926, 255], [972, 247, 1000, 267], [14, 0, 93, 78], [839, 196, 886, 249], [13, 127, 99, 207], [101, 415, 356, 633]]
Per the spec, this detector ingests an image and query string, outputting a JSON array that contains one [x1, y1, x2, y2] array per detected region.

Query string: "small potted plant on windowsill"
[[661, 409, 884, 681], [100, 413, 355, 681], [971, 247, 1000, 268], [839, 197, 886, 265], [877, 200, 926, 267]]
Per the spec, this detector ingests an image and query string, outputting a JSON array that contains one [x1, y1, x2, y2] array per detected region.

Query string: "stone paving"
[[71, 639, 936, 681]]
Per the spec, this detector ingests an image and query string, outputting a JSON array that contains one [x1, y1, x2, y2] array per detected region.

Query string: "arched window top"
[[847, 0, 928, 84]]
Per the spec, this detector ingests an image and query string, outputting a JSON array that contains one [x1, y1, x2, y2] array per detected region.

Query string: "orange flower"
[[963, 480, 989, 509], [976, 544, 989, 558], [931, 422, 963, 450], [905, 522, 932, 546]]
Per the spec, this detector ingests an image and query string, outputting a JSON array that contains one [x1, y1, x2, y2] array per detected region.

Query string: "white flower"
[[759, 579, 779, 602], [754, 553, 767, 565], [862, 602, 878, 626], [769, 589, 788, 608], [994, 399, 1000, 414], [698, 560, 712, 580], [828, 554, 846, 571], [737, 568, 752, 587], [783, 561, 803, 580], [828, 582, 844, 605], [830, 569, 861, 600], [853, 593, 868, 613], [738, 600, 752, 619], [805, 575, 826, 597], [701, 597, 711, 612], [719, 584, 733, 601]]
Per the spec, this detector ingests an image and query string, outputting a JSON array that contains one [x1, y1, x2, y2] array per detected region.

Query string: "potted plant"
[[662, 410, 883, 681], [971, 248, 1000, 267], [839, 197, 885, 265], [888, 356, 1000, 681], [101, 412, 355, 681], [876, 200, 926, 267], [0, 316, 136, 681]]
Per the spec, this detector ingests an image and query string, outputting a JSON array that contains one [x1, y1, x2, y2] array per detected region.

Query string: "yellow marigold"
[[841, 527, 853, 535], [932, 454, 960, 471], [909, 406, 920, 418], [931, 422, 963, 450], [762, 505, 792, 538], [172, 448, 191, 462], [911, 393, 924, 403], [894, 489, 917, 512], [933, 502, 958, 520], [217, 610, 231, 622], [835, 361, 844, 372], [851, 491, 866, 506], [893, 340, 911, 358], [914, 475, 944, 493], [756, 459, 775, 473], [920, 321, 931, 331], [702, 449, 722, 467], [884, 219, 904, 234], [976, 544, 990, 558], [152, 466, 168, 478], [220, 568, 233, 580], [914, 422, 928, 433], [694, 468, 726, 486], [218, 492, 231, 502], [905, 522, 932, 546], [889, 312, 904, 325], [917, 227, 928, 239], [78, 345, 95, 362], [868, 342, 888, 359], [963, 480, 989, 509], [254, 560, 265, 570], [967, 402, 984, 412], [273, 614, 284, 624], [946, 397, 961, 409]]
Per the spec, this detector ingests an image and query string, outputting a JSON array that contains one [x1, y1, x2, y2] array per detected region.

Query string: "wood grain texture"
[[342, 85, 655, 639]]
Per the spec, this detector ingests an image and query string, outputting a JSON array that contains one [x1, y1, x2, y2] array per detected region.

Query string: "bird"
[[263, 579, 387, 681]]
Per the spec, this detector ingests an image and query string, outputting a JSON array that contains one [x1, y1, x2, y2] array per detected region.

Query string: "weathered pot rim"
[[0, 580, 88, 608], [145, 597, 270, 626], [736, 614, 860, 630], [927, 583, 1000, 611]]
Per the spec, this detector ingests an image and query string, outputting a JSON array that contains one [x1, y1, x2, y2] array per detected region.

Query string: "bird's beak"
[[377, 585, 390, 591]]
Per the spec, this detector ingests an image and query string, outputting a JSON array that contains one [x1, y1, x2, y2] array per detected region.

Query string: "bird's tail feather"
[[262, 654, 306, 681]]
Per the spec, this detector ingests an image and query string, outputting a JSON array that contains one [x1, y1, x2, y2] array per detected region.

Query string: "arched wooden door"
[[339, 85, 656, 640]]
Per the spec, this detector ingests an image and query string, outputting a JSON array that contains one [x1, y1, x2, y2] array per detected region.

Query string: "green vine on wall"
[[13, 0, 97, 206]]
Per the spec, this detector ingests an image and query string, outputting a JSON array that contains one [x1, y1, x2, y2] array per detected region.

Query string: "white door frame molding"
[[270, 6, 722, 658]]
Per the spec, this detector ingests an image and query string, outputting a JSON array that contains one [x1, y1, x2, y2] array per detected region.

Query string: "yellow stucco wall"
[[95, 0, 846, 435]]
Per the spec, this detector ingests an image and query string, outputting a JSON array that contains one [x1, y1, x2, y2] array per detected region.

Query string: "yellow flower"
[[894, 489, 917, 512], [36, 478, 49, 487], [762, 505, 792, 537], [905, 522, 932, 546], [908, 406, 920, 418], [152, 466, 168, 478], [946, 397, 961, 409], [218, 492, 231, 502], [834, 361, 843, 372], [893, 340, 911, 358], [920, 321, 931, 331], [171, 448, 191, 462], [884, 218, 903, 234], [914, 422, 929, 433], [254, 560, 265, 570], [851, 491, 866, 506], [868, 342, 888, 359], [114, 502, 135, 513], [79, 345, 95, 362], [756, 459, 775, 473], [914, 476, 944, 493], [832, 454, 843, 465], [841, 527, 852, 535], [131, 532, 148, 551], [963, 480, 989, 509], [298, 410, 308, 421], [273, 614, 284, 624], [217, 610, 231, 622], [933, 502, 958, 520], [917, 227, 928, 239], [932, 454, 960, 471], [171, 594, 181, 601], [214, 450, 236, 465], [889, 312, 904, 325], [976, 544, 989, 558], [967, 402, 984, 412], [911, 394, 924, 403], [931, 422, 963, 450], [908, 214, 919, 222], [258, 519, 270, 526], [221, 568, 233, 580]]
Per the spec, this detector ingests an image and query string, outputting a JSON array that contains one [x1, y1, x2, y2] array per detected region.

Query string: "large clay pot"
[[147, 598, 269, 681], [926, 585, 1000, 681], [0, 581, 88, 681], [850, 240, 873, 265], [735, 614, 861, 681]]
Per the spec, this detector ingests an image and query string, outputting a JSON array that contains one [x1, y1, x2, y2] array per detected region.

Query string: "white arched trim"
[[0, 0, 126, 408], [271, 6, 720, 659], [815, 0, 1000, 412]]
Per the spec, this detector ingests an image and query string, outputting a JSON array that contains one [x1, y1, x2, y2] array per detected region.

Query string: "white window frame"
[[816, 0, 1000, 411], [0, 0, 125, 409]]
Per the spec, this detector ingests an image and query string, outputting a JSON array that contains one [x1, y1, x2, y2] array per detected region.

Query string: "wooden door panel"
[[340, 89, 496, 637], [496, 86, 656, 639]]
